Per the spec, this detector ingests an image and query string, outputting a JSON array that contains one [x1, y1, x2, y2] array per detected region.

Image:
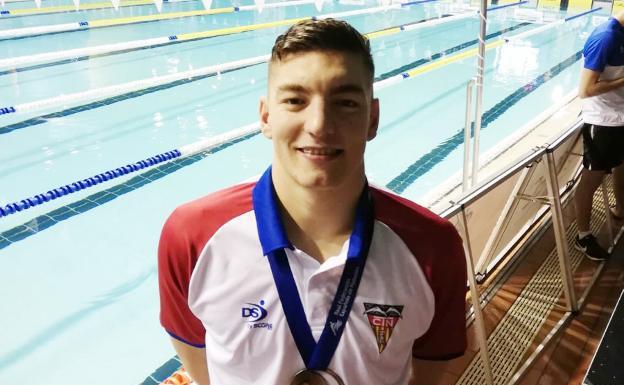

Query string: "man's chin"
[[294, 172, 341, 190]]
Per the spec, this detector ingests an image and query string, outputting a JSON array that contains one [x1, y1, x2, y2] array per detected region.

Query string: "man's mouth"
[[296, 147, 343, 156]]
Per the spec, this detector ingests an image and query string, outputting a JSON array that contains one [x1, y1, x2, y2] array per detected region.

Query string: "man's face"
[[260, 50, 379, 190]]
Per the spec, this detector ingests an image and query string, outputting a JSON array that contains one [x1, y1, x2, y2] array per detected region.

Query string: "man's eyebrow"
[[276, 84, 308, 93], [331, 84, 367, 95], [275, 84, 367, 95]]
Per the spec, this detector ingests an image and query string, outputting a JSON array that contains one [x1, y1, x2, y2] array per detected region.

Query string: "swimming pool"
[[0, 0, 608, 384]]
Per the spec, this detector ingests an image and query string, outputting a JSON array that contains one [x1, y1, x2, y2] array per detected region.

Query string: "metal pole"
[[543, 151, 578, 313], [463, 78, 476, 192], [459, 209, 495, 385], [601, 180, 615, 250], [471, 1, 488, 187]]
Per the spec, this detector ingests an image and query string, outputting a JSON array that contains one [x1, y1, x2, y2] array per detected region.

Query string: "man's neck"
[[272, 171, 365, 263]]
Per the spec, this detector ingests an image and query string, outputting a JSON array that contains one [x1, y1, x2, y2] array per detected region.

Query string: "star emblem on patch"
[[363, 302, 404, 353]]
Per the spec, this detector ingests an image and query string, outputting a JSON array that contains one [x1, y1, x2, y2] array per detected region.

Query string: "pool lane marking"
[[0, 1, 439, 70], [1, 3, 529, 116], [0, 7, 236, 39], [374, 6, 593, 89], [0, 0, 317, 39], [1, 7, 458, 78], [1, 12, 457, 117], [0, 0, 191, 17], [385, 50, 584, 194], [0, 130, 260, 251], [0, 19, 529, 135], [503, 6, 600, 43], [0, 50, 585, 248], [0, 0, 526, 73], [1, 54, 269, 116], [0, 21, 532, 218], [0, 122, 260, 218]]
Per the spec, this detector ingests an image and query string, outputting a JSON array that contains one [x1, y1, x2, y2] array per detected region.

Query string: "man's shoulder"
[[586, 24, 619, 51], [166, 182, 256, 237], [372, 188, 461, 255], [370, 186, 456, 241]]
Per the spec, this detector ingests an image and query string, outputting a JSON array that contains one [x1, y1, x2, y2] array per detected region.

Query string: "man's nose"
[[303, 99, 335, 137]]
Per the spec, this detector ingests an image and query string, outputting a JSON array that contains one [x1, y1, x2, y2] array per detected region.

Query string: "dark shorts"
[[582, 123, 624, 172]]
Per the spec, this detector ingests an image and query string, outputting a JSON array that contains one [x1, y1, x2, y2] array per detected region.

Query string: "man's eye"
[[284, 98, 304, 105], [338, 99, 359, 108]]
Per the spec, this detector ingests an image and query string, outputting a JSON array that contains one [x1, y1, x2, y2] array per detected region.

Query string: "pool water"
[[0, 0, 608, 384]]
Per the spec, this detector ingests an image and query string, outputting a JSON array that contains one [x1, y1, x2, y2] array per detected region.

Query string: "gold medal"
[[289, 369, 345, 385]]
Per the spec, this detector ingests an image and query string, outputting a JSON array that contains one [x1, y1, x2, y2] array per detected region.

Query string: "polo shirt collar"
[[253, 167, 292, 255], [252, 166, 373, 258]]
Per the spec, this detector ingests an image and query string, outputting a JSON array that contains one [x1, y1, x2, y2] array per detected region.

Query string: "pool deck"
[[413, 95, 624, 385]]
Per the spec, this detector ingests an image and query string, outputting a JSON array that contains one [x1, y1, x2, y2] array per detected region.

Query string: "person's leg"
[[574, 168, 606, 233], [612, 156, 624, 219]]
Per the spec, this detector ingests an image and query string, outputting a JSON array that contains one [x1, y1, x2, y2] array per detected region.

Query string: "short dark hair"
[[270, 18, 374, 82]]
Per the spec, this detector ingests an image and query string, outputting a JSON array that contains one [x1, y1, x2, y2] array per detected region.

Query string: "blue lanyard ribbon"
[[265, 186, 374, 370]]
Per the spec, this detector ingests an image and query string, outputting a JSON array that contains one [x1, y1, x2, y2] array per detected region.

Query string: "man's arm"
[[579, 68, 624, 98], [171, 338, 210, 385]]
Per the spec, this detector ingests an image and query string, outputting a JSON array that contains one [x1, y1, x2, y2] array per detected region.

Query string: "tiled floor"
[[519, 239, 624, 385], [414, 191, 624, 385]]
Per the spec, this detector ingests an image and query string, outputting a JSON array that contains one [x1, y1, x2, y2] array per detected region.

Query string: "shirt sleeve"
[[158, 209, 207, 348], [411, 221, 468, 360], [583, 32, 615, 72]]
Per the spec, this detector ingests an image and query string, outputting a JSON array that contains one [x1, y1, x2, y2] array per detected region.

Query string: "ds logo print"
[[242, 300, 273, 331]]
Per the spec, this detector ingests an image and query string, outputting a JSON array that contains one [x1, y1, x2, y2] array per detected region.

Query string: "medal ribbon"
[[266, 186, 374, 370]]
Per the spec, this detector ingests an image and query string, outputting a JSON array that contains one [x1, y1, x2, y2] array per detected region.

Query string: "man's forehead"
[[267, 50, 372, 91]]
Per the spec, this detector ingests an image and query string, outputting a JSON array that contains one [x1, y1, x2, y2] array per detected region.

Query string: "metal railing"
[[445, 117, 621, 384]]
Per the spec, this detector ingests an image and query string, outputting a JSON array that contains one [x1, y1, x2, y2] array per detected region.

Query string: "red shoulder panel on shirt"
[[158, 182, 255, 347], [370, 187, 468, 360]]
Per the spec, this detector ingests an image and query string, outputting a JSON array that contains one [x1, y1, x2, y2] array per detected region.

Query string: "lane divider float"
[[0, 1, 436, 70], [2, 2, 535, 117], [0, 0, 316, 39], [0, 0, 191, 17], [2, 6, 547, 218]]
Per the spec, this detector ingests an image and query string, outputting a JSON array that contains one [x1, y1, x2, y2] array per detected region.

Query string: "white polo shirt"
[[158, 168, 467, 385]]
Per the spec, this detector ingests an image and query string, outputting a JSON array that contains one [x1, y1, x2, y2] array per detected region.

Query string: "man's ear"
[[259, 96, 272, 139], [367, 98, 380, 141]]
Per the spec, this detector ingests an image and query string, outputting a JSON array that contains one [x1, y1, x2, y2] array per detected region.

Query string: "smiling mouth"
[[296, 147, 343, 157]]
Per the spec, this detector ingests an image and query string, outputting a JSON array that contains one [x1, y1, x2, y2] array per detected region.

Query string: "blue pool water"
[[0, 0, 609, 384]]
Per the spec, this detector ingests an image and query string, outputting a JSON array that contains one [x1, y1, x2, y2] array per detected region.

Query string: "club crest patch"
[[363, 302, 404, 353]]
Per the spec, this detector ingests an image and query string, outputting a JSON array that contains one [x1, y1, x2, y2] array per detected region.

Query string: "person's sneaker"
[[574, 234, 609, 261]]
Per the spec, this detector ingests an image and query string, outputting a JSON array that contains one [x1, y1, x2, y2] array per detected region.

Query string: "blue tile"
[[136, 376, 159, 385], [67, 199, 100, 213], [126, 176, 150, 189], [142, 168, 166, 180], [150, 357, 183, 382], [0, 236, 11, 250], [3, 226, 33, 243], [107, 184, 133, 195], [27, 215, 56, 232], [49, 206, 77, 221], [90, 192, 117, 205]]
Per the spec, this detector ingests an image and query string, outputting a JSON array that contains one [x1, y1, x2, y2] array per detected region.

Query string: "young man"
[[158, 19, 467, 385], [574, 11, 624, 261]]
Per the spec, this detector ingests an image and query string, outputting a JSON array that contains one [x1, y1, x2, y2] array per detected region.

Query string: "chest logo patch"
[[363, 303, 404, 353], [242, 300, 273, 330]]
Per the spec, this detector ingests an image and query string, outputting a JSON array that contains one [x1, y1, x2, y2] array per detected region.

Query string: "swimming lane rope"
[[1, 4, 545, 219], [0, 0, 191, 17], [0, 0, 315, 39], [0, 1, 433, 70], [0, 2, 530, 117]]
